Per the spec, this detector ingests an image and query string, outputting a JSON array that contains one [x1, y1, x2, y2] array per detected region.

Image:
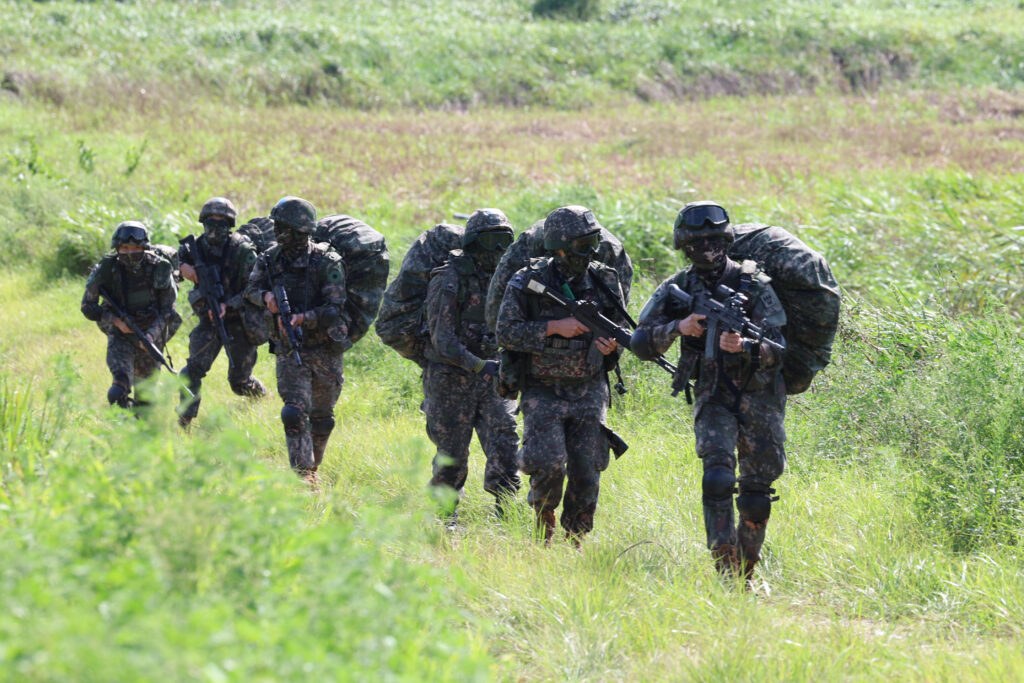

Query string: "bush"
[[532, 0, 602, 20]]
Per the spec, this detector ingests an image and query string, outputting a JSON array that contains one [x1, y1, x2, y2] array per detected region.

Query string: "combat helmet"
[[542, 205, 601, 252], [199, 197, 237, 227], [673, 201, 733, 250], [110, 221, 150, 250], [270, 196, 317, 233], [462, 208, 513, 250]]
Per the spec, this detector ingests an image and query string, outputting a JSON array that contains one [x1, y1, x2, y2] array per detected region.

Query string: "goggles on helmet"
[[679, 204, 730, 229], [474, 231, 513, 252], [569, 232, 600, 256], [116, 225, 149, 245]]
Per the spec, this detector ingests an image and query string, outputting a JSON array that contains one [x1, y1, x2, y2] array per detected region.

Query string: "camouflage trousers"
[[275, 345, 344, 472], [520, 378, 610, 535], [695, 384, 787, 561], [421, 362, 520, 503], [105, 328, 172, 405], [179, 315, 261, 419]]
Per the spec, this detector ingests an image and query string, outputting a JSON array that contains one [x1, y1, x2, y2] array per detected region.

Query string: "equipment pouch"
[[497, 348, 522, 400]]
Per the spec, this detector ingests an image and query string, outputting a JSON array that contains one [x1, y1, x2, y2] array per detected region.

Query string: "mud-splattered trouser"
[[275, 344, 344, 473], [106, 329, 165, 407], [178, 315, 262, 419], [695, 385, 787, 566], [422, 362, 520, 503], [519, 378, 610, 535]]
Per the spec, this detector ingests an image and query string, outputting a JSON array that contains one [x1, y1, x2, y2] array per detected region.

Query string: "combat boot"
[[536, 509, 556, 545], [711, 543, 740, 577], [232, 376, 267, 399]]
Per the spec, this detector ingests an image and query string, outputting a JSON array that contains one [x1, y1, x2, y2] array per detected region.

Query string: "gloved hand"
[[479, 360, 500, 380]]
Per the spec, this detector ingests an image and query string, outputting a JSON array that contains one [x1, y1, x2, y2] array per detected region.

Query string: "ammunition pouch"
[[497, 348, 524, 400], [526, 337, 598, 384]]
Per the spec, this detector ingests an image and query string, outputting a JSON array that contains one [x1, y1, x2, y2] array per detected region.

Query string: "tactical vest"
[[96, 252, 167, 324], [449, 252, 496, 358], [264, 243, 337, 347], [524, 260, 609, 384]]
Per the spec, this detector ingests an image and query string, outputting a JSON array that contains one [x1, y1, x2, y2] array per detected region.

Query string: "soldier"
[[631, 201, 787, 585], [495, 206, 626, 545], [177, 197, 266, 427], [244, 197, 350, 484], [81, 221, 181, 409], [423, 209, 521, 520]]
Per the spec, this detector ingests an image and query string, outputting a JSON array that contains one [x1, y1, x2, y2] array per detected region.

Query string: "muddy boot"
[[299, 466, 319, 492], [711, 543, 740, 577], [231, 376, 267, 399], [536, 509, 557, 545], [737, 520, 766, 587]]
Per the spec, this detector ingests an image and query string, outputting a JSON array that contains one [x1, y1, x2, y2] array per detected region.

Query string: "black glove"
[[479, 360, 500, 380]]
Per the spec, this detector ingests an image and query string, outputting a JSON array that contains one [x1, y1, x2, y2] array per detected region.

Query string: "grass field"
[[4, 1, 1024, 680]]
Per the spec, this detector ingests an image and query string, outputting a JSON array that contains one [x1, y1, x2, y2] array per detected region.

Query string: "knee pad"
[[310, 415, 335, 437], [107, 383, 129, 407], [280, 403, 306, 435], [702, 465, 736, 504], [736, 487, 776, 524]]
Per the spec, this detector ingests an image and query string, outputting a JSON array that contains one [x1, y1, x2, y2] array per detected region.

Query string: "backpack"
[[375, 223, 464, 364], [236, 216, 276, 254], [729, 223, 841, 394], [313, 215, 390, 345], [484, 219, 634, 331]]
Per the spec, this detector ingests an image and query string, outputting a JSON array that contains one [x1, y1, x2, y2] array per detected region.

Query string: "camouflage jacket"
[[634, 258, 786, 402], [81, 249, 177, 338], [496, 257, 626, 386], [178, 232, 257, 315], [244, 242, 350, 351], [424, 250, 498, 373]]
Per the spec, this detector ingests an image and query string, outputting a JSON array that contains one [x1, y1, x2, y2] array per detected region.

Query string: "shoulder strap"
[[587, 265, 635, 329]]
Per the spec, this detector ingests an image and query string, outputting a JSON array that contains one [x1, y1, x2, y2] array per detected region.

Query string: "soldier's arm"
[[631, 283, 685, 360], [225, 241, 258, 311], [427, 268, 484, 373], [146, 260, 176, 339], [495, 276, 547, 353], [244, 254, 270, 308], [304, 253, 350, 345], [745, 281, 786, 367]]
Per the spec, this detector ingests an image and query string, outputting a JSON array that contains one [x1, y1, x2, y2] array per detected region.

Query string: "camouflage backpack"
[[236, 216, 277, 254], [313, 215, 390, 345], [729, 223, 841, 394], [375, 223, 464, 365], [149, 243, 181, 282], [484, 219, 634, 331]]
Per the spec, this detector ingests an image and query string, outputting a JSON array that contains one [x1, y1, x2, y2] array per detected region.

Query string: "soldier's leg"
[[519, 389, 568, 542], [735, 392, 787, 580], [422, 365, 475, 508], [560, 384, 609, 539], [308, 348, 344, 470], [178, 319, 221, 423], [225, 319, 266, 398], [474, 378, 521, 505], [106, 333, 136, 408], [275, 353, 314, 474], [695, 402, 741, 572]]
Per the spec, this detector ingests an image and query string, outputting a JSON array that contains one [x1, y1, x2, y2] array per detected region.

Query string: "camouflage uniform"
[[496, 256, 626, 536], [178, 232, 264, 421], [81, 250, 181, 407], [633, 257, 787, 573], [423, 250, 520, 506], [244, 241, 349, 473]]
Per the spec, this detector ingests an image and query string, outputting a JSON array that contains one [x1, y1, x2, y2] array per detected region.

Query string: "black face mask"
[[467, 243, 503, 274], [684, 237, 729, 273], [118, 251, 146, 273], [557, 251, 593, 276], [275, 226, 309, 259], [203, 219, 232, 247]]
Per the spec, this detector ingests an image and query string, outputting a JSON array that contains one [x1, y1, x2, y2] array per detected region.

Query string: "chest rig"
[[524, 263, 603, 384]]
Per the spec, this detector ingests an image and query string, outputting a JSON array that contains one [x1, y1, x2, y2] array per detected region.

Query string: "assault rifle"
[[179, 235, 234, 369], [524, 278, 678, 378], [97, 285, 176, 373], [268, 278, 303, 366], [666, 283, 785, 359]]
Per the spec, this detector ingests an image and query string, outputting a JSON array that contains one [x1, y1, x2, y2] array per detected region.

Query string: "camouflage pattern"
[[541, 205, 601, 250], [244, 240, 350, 472], [199, 197, 237, 223], [177, 232, 263, 420], [633, 257, 787, 560], [313, 214, 390, 345], [496, 257, 627, 535], [375, 223, 463, 364], [236, 216, 276, 254], [485, 219, 633, 332], [81, 250, 180, 404], [422, 250, 520, 503], [270, 196, 317, 232], [275, 346, 344, 471], [730, 223, 841, 394]]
